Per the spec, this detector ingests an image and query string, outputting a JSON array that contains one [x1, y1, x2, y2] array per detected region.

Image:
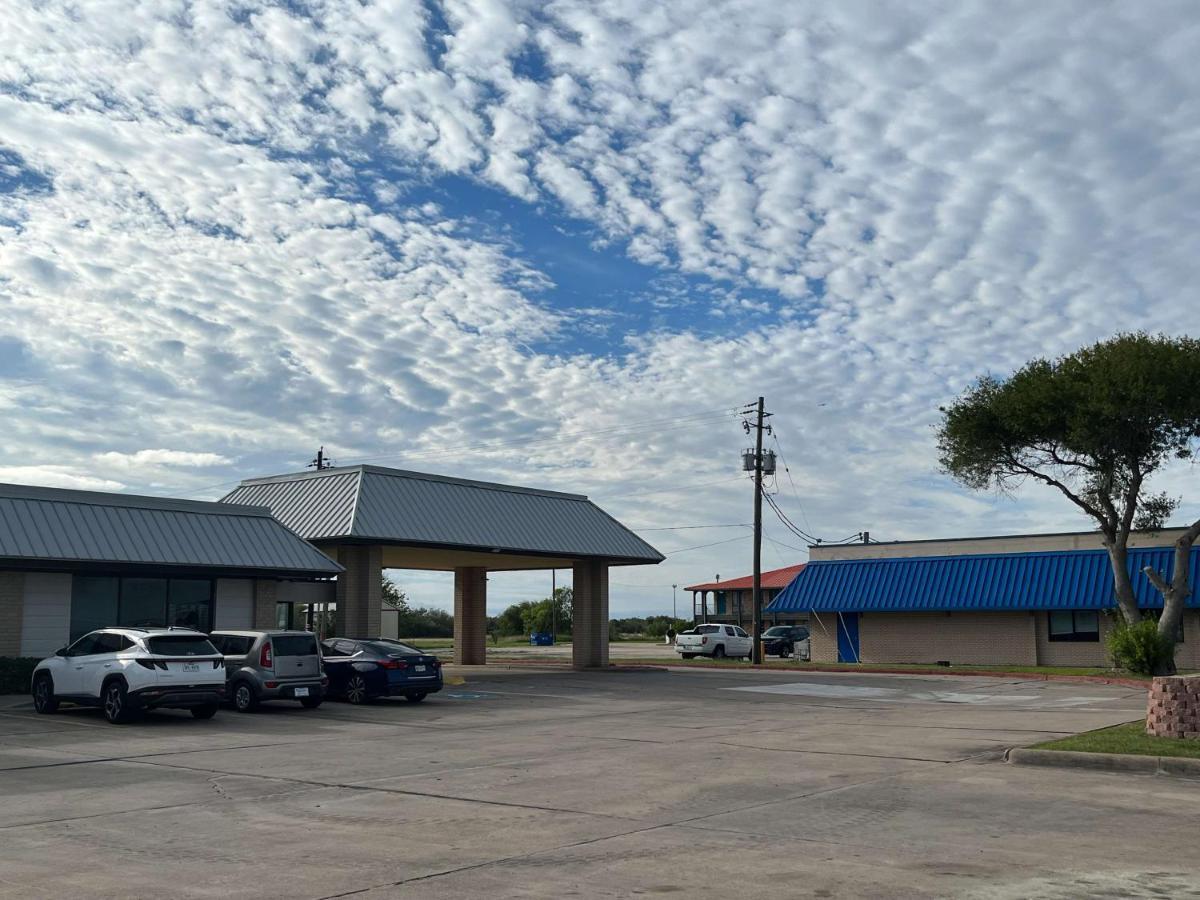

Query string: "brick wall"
[[808, 615, 838, 662], [253, 579, 278, 629], [572, 561, 609, 668], [453, 567, 487, 665], [334, 545, 382, 639], [1147, 675, 1200, 739], [860, 612, 1037, 666], [0, 572, 24, 657], [1032, 611, 1111, 666]]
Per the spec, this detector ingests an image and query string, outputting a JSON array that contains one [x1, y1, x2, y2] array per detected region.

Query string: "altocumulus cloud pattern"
[[1, 0, 1198, 609]]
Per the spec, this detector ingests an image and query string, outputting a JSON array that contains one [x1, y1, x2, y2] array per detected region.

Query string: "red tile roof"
[[685, 563, 806, 592]]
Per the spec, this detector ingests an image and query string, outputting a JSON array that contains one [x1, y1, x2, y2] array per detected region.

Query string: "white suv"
[[31, 627, 226, 724]]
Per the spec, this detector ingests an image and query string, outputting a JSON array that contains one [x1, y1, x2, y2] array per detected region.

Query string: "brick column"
[[253, 579, 278, 629], [453, 567, 487, 665], [335, 545, 383, 638], [0, 572, 25, 657], [1147, 675, 1200, 739], [572, 560, 609, 669]]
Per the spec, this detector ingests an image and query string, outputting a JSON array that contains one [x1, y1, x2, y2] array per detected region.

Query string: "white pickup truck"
[[674, 623, 753, 660]]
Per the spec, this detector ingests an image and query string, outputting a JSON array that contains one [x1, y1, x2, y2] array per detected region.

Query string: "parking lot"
[[2, 666, 1199, 899]]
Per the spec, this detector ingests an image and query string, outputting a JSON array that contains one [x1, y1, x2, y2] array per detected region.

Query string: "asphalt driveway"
[[1, 667, 1195, 899]]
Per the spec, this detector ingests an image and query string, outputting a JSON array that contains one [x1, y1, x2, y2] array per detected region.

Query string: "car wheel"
[[103, 680, 135, 725], [712, 645, 726, 659], [345, 675, 369, 704], [779, 646, 791, 658], [233, 681, 259, 713], [32, 673, 58, 714], [300, 696, 323, 709], [405, 693, 427, 703], [190, 704, 218, 720]]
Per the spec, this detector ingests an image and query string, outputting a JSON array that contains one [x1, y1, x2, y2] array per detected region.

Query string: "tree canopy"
[[937, 332, 1200, 671]]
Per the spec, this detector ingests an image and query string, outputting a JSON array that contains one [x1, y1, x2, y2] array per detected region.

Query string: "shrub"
[[1106, 618, 1174, 675], [0, 657, 40, 695]]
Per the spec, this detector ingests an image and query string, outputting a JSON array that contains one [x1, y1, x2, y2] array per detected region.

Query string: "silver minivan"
[[209, 630, 326, 712]]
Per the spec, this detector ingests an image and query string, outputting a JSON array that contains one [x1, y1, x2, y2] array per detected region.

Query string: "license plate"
[[415, 665, 426, 672], [183, 662, 199, 673], [294, 687, 309, 697]]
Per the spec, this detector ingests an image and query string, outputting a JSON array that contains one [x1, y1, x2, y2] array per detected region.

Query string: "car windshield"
[[364, 640, 421, 656], [763, 627, 790, 636], [146, 635, 218, 656]]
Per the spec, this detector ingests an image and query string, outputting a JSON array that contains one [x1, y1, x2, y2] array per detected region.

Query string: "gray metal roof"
[[0, 483, 343, 577], [222, 466, 664, 564]]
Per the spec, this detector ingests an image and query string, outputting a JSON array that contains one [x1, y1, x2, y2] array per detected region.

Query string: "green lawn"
[[1033, 722, 1200, 759]]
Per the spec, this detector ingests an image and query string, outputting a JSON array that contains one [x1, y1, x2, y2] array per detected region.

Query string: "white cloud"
[[94, 450, 232, 468], [0, 466, 125, 492], [2, 1, 1199, 613]]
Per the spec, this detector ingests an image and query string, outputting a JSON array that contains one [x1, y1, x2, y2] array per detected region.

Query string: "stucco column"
[[572, 560, 609, 669], [453, 567, 487, 665], [335, 545, 382, 638]]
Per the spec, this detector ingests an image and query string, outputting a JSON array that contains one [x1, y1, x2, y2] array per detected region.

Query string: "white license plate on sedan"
[[414, 665, 426, 672], [183, 662, 199, 673], [294, 687, 309, 697]]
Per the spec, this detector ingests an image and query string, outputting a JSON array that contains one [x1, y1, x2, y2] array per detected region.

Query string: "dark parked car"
[[319, 638, 443, 704], [761, 625, 810, 658]]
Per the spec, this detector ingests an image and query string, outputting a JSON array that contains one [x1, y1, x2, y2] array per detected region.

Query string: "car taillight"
[[378, 659, 407, 670], [212, 660, 223, 669], [701, 636, 708, 645], [260, 642, 273, 668], [137, 659, 168, 670]]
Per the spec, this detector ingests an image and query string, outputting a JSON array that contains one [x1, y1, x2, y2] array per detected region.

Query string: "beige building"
[[768, 529, 1200, 669]]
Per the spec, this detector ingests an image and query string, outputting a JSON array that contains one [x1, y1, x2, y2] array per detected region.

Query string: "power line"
[[770, 432, 814, 536], [661, 534, 751, 556], [632, 523, 752, 532]]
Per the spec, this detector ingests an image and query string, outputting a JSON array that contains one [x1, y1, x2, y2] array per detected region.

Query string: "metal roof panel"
[[767, 547, 1200, 613], [0, 483, 342, 576]]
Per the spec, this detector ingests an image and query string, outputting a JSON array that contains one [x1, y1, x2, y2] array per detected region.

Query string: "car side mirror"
[[55, 647, 68, 657]]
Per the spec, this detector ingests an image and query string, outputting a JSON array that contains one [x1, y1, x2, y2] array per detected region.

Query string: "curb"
[[604, 661, 1148, 688], [1006, 747, 1200, 778]]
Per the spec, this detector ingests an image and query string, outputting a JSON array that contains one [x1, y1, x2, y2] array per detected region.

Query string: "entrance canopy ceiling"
[[222, 465, 664, 570]]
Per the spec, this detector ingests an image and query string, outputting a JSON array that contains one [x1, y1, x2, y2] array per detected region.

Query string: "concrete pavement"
[[0, 668, 1196, 899]]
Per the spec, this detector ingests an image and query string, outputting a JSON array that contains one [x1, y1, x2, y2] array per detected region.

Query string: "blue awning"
[[766, 546, 1200, 614]]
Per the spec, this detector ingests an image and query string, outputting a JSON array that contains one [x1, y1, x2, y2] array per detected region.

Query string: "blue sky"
[[1, 0, 1199, 614]]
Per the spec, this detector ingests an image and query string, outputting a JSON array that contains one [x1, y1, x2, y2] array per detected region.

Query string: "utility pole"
[[551, 568, 557, 640], [308, 446, 333, 471], [742, 397, 772, 664], [672, 584, 677, 622]]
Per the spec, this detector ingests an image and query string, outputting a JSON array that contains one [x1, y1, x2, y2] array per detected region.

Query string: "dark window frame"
[[71, 575, 215, 640], [1048, 610, 1100, 643]]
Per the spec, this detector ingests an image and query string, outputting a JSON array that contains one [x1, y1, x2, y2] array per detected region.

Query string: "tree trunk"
[[1145, 518, 1200, 676], [1103, 539, 1141, 625]]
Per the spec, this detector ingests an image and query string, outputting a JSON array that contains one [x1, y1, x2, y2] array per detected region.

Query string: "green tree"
[[938, 333, 1200, 673], [382, 576, 409, 609]]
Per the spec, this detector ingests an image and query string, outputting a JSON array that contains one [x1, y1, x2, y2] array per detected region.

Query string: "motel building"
[[0, 467, 662, 667], [765, 529, 1200, 669]]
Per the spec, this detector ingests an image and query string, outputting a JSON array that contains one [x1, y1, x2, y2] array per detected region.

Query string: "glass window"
[[120, 578, 168, 628], [70, 576, 119, 641], [1048, 610, 1100, 642], [66, 633, 100, 657], [274, 635, 319, 657], [91, 633, 124, 654], [275, 602, 292, 630], [733, 627, 749, 638], [146, 635, 218, 656], [167, 579, 212, 632]]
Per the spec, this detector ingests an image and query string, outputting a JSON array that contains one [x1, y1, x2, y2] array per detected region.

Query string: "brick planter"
[[1146, 675, 1200, 739]]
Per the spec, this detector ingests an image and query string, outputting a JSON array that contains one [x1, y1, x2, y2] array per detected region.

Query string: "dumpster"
[[529, 632, 555, 646]]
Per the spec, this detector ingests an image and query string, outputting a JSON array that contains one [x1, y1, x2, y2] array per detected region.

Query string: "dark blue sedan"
[[320, 638, 444, 704]]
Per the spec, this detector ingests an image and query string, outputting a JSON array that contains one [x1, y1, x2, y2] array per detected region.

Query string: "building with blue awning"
[[765, 529, 1200, 669]]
